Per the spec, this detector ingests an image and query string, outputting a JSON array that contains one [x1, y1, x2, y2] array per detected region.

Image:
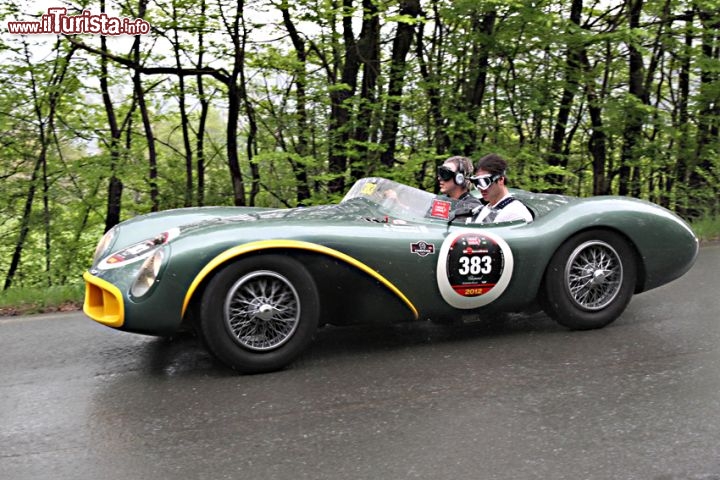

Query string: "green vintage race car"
[[84, 177, 699, 373]]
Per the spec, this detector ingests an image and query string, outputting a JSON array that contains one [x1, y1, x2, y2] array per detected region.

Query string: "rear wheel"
[[541, 230, 637, 330], [200, 255, 319, 373]]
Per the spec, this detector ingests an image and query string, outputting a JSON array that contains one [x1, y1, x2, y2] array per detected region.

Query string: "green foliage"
[[1, 0, 719, 291]]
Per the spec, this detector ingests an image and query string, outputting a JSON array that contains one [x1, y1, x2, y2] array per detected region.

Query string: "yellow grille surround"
[[83, 271, 125, 328]]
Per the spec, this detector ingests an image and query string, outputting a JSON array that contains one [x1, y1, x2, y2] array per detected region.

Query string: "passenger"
[[470, 153, 533, 224], [436, 156, 483, 214]]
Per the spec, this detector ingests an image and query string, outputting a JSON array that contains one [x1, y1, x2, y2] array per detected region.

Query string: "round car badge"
[[436, 230, 514, 309]]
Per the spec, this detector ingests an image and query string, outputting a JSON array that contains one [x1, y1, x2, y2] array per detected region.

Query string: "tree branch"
[[65, 36, 231, 84]]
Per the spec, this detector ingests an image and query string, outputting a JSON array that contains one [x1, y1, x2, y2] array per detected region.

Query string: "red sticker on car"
[[430, 199, 451, 219]]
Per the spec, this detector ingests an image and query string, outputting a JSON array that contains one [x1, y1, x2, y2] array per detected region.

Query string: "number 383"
[[457, 255, 493, 275]]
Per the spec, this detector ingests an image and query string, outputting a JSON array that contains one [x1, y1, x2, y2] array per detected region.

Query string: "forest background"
[[1, 0, 719, 308]]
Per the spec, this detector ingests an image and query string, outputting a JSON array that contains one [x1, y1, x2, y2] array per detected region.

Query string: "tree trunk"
[[196, 0, 209, 206], [619, 0, 647, 197], [456, 9, 496, 156], [100, 32, 124, 231], [327, 0, 362, 194], [667, 13, 694, 211], [4, 155, 42, 290], [416, 1, 450, 156], [222, 2, 247, 206], [546, 0, 583, 193], [688, 5, 720, 217], [132, 3, 159, 212], [236, 11, 260, 206], [579, 46, 610, 195], [379, 0, 422, 169], [172, 1, 194, 208], [279, 2, 312, 203], [350, 0, 381, 179]]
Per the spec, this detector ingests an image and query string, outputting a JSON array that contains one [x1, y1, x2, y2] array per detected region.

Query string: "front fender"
[[181, 239, 419, 320]]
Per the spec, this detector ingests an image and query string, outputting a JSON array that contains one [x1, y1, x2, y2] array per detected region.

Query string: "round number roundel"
[[436, 230, 514, 309]]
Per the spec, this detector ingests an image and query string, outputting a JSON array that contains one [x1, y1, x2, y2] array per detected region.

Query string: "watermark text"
[[7, 8, 151, 36]]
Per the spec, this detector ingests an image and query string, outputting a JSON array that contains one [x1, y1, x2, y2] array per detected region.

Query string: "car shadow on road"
[[306, 311, 564, 358], [134, 311, 566, 377], [138, 332, 222, 376]]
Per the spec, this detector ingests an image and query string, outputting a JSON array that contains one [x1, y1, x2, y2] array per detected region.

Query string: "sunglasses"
[[470, 173, 502, 190], [437, 166, 456, 182]]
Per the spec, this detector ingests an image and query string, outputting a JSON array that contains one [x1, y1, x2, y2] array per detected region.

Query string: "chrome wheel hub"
[[254, 303, 276, 322]]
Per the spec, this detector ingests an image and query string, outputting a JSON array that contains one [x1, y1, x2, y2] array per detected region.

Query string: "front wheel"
[[200, 255, 320, 373], [541, 230, 637, 330]]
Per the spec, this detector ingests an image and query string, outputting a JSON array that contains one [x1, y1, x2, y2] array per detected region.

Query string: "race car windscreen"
[[342, 177, 445, 220]]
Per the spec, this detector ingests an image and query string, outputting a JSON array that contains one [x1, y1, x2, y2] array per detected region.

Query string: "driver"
[[436, 156, 483, 215]]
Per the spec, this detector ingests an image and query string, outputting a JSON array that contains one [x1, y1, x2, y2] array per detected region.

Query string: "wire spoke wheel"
[[565, 241, 623, 311], [541, 230, 637, 330], [200, 255, 320, 373], [225, 271, 301, 351]]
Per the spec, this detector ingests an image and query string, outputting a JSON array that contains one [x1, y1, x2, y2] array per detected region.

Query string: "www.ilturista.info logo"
[[7, 8, 151, 35]]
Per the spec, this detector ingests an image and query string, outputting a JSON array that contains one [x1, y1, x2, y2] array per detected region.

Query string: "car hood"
[[100, 200, 387, 257]]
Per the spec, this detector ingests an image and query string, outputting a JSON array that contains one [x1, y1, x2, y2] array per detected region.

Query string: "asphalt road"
[[1, 244, 719, 480]]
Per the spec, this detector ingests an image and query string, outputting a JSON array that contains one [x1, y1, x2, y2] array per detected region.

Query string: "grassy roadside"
[[2, 218, 719, 317], [687, 215, 720, 245], [0, 283, 85, 317]]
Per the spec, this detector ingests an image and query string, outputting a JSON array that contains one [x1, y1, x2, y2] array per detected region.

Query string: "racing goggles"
[[437, 166, 456, 182], [470, 173, 502, 190]]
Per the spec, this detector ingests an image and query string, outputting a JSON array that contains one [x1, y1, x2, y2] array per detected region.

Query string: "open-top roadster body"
[[84, 177, 699, 373]]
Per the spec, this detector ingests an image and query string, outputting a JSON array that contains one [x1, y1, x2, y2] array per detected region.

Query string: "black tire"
[[200, 255, 320, 373], [541, 230, 637, 330]]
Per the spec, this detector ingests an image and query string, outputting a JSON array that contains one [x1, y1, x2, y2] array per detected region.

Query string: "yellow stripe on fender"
[[181, 240, 418, 319], [83, 271, 125, 328]]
